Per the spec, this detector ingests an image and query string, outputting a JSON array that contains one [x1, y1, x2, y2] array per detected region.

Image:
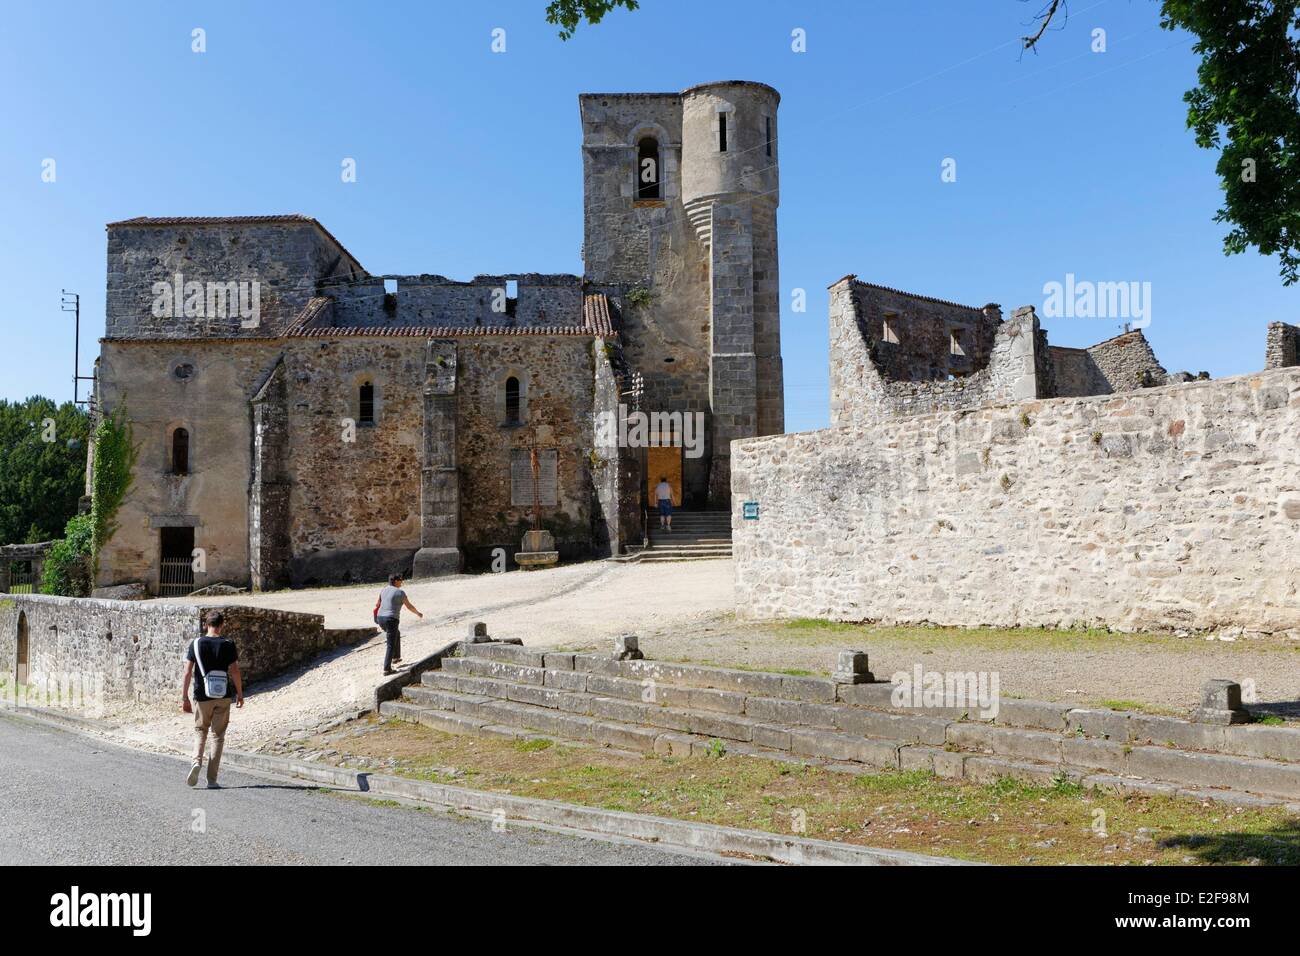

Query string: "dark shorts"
[[658, 499, 673, 516]]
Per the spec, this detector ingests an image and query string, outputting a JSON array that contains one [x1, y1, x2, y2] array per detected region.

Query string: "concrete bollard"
[[466, 621, 490, 643], [1192, 679, 1249, 725], [614, 633, 644, 661], [832, 649, 874, 685]]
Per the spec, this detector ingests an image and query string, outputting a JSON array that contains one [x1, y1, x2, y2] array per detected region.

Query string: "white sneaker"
[[186, 761, 201, 787]]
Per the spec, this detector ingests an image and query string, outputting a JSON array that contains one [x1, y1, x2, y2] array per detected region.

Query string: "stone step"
[[420, 668, 951, 747], [450, 644, 1300, 770], [383, 690, 1300, 808], [390, 684, 906, 768]]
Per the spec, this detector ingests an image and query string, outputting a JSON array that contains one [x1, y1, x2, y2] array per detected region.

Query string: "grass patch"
[[773, 618, 1299, 655], [513, 737, 555, 753], [295, 717, 1300, 866]]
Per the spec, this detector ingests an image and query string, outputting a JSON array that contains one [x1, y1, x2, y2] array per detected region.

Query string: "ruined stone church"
[[93, 81, 786, 593]]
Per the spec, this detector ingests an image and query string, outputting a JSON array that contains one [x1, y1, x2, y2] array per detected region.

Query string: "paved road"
[[0, 716, 717, 865]]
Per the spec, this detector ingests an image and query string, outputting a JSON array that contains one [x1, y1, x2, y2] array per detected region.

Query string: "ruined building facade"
[[92, 81, 785, 593], [828, 276, 1192, 426]]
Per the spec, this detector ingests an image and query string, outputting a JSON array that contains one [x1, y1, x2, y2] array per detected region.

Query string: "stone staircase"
[[379, 639, 1300, 809], [640, 510, 732, 562]]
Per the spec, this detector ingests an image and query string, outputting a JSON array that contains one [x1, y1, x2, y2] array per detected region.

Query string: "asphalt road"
[[0, 715, 716, 865]]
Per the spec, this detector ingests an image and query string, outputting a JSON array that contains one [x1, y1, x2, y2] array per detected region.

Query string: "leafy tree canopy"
[[546, 0, 639, 40], [0, 397, 89, 545]]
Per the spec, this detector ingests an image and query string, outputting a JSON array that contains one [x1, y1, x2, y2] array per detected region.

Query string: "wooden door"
[[16, 611, 28, 685], [646, 446, 682, 506]]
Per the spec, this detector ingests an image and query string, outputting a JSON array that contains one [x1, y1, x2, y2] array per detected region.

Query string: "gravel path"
[[97, 558, 1299, 749]]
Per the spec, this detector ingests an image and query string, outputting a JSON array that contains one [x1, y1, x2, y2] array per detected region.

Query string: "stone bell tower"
[[580, 80, 784, 509]]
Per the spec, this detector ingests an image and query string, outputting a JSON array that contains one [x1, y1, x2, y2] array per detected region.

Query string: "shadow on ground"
[[1160, 819, 1300, 865]]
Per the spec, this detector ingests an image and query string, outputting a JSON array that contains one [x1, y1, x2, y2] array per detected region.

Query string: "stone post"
[[832, 649, 874, 685], [614, 633, 643, 660], [1192, 679, 1249, 725]]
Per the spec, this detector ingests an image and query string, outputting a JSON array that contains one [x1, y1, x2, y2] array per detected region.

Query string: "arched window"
[[359, 381, 375, 425], [171, 428, 190, 475], [505, 376, 521, 425], [637, 137, 661, 200]]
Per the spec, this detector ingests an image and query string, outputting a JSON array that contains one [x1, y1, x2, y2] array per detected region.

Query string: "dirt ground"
[[107, 558, 1299, 752]]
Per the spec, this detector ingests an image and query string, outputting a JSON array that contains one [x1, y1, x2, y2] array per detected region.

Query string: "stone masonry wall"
[[0, 594, 367, 704], [105, 219, 362, 340], [829, 278, 1041, 425], [733, 366, 1300, 634], [1266, 322, 1299, 369]]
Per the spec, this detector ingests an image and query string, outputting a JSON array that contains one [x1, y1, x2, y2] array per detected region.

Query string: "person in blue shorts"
[[654, 476, 674, 532]]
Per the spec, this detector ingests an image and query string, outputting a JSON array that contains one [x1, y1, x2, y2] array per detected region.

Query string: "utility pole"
[[63, 290, 94, 407]]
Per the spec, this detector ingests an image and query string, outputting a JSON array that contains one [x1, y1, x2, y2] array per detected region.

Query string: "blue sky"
[[1, 0, 1294, 432]]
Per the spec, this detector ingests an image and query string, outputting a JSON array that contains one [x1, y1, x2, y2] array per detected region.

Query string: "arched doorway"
[[16, 610, 28, 685]]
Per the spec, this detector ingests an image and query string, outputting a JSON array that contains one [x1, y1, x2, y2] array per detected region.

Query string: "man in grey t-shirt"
[[376, 573, 423, 674]]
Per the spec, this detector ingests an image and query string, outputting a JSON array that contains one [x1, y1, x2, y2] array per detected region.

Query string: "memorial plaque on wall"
[[510, 448, 558, 506]]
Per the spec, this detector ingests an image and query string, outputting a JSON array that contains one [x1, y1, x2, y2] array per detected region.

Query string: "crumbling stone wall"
[[1266, 322, 1299, 369], [0, 594, 368, 704], [733, 366, 1300, 634], [105, 217, 363, 340], [829, 278, 1043, 424], [328, 274, 583, 329], [1085, 330, 1168, 392]]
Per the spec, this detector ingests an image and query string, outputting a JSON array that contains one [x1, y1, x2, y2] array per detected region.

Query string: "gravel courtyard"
[[84, 558, 1299, 754]]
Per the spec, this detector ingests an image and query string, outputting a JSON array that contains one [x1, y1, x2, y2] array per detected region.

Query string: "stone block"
[[543, 669, 587, 692], [752, 724, 792, 751], [1126, 747, 1300, 800], [542, 652, 575, 671], [832, 649, 874, 685], [835, 708, 950, 746], [1224, 725, 1300, 764], [688, 711, 756, 742], [995, 699, 1071, 731], [1061, 736, 1129, 774], [465, 621, 489, 642], [932, 749, 967, 780], [688, 687, 747, 715], [789, 728, 899, 768], [469, 642, 547, 668], [614, 633, 643, 660], [1192, 679, 1250, 725], [654, 733, 695, 757], [1129, 715, 1226, 752], [835, 682, 896, 709], [593, 720, 660, 752], [781, 675, 838, 703], [1066, 708, 1131, 741], [571, 653, 621, 676], [948, 723, 1062, 763], [899, 745, 941, 773]]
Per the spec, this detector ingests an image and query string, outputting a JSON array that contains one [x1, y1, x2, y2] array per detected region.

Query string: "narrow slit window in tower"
[[359, 381, 375, 425], [637, 137, 661, 200], [718, 111, 728, 152]]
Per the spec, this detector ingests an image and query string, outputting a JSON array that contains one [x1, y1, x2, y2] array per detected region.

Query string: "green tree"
[[0, 397, 90, 545], [89, 405, 138, 581], [40, 513, 94, 597], [1026, 1, 1300, 284], [546, 0, 639, 39], [1160, 1, 1300, 285]]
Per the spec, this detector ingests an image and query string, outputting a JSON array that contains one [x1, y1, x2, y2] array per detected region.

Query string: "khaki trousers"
[[193, 698, 232, 783]]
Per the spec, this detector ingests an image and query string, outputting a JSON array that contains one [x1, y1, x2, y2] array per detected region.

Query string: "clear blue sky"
[[1, 0, 1294, 432]]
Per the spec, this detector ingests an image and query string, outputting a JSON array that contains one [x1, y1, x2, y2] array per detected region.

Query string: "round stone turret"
[[680, 81, 780, 245]]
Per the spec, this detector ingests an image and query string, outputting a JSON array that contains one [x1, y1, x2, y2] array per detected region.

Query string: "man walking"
[[182, 610, 243, 789], [377, 573, 424, 676], [655, 475, 675, 532]]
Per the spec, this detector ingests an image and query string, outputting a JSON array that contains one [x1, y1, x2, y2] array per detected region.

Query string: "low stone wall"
[[0, 594, 373, 704], [732, 366, 1300, 634]]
